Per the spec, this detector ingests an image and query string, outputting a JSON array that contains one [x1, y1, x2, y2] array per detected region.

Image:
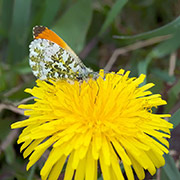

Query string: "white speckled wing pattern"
[[29, 39, 93, 80]]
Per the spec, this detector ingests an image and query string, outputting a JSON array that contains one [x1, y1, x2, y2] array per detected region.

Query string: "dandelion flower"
[[11, 69, 173, 180]]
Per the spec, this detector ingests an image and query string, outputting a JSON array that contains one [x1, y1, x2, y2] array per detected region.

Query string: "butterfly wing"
[[29, 26, 92, 80], [33, 26, 75, 56]]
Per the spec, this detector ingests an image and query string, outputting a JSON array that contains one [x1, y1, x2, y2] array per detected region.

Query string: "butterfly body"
[[29, 26, 94, 81]]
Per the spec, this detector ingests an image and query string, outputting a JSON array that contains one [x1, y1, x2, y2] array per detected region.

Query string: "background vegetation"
[[0, 0, 180, 179]]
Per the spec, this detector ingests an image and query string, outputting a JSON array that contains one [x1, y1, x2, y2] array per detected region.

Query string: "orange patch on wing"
[[33, 26, 67, 50]]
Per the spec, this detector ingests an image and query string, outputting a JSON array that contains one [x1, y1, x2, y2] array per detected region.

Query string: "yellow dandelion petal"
[[83, 129, 93, 147], [156, 137, 169, 148], [85, 145, 97, 180], [48, 155, 66, 180], [40, 146, 64, 178], [147, 149, 165, 168], [100, 152, 111, 180], [78, 145, 89, 159], [111, 138, 132, 165], [92, 136, 99, 160], [124, 162, 134, 180], [74, 156, 86, 180], [23, 138, 44, 158], [137, 151, 156, 175], [17, 124, 39, 143], [64, 152, 75, 180], [27, 136, 57, 170], [101, 136, 111, 166], [72, 148, 81, 169], [109, 143, 125, 180], [128, 153, 145, 180], [20, 139, 32, 152], [11, 69, 173, 180]]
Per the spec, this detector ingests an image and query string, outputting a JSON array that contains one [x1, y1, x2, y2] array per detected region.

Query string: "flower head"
[[11, 69, 173, 180]]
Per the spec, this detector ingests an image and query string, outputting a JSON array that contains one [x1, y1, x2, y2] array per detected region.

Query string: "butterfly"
[[29, 26, 95, 81]]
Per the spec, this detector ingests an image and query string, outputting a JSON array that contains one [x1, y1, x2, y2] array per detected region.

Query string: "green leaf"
[[98, 177, 103, 180], [138, 56, 152, 75], [12, 58, 31, 75], [0, 65, 7, 92], [27, 164, 36, 180], [8, 0, 31, 63], [169, 108, 180, 130], [114, 16, 180, 40], [148, 75, 164, 94], [138, 29, 180, 77], [5, 145, 15, 165], [0, 0, 13, 36], [164, 80, 180, 113], [41, 0, 62, 26], [137, 56, 152, 85], [53, 0, 93, 53], [161, 154, 180, 180], [0, 118, 12, 140], [98, 0, 128, 36], [169, 80, 180, 99], [150, 68, 175, 83], [150, 30, 180, 58]]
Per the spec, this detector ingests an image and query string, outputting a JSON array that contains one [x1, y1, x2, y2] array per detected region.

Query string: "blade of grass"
[[150, 68, 175, 83], [169, 108, 180, 130], [0, 0, 13, 37], [138, 29, 180, 78], [8, 0, 31, 64], [150, 30, 180, 58], [53, 0, 93, 53], [161, 154, 180, 180], [165, 80, 180, 113], [27, 164, 36, 180], [0, 65, 7, 92], [98, 0, 128, 36], [114, 16, 180, 40], [41, 0, 62, 26], [160, 109, 180, 179]]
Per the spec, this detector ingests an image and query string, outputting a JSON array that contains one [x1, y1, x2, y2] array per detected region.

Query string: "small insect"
[[29, 26, 95, 81]]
